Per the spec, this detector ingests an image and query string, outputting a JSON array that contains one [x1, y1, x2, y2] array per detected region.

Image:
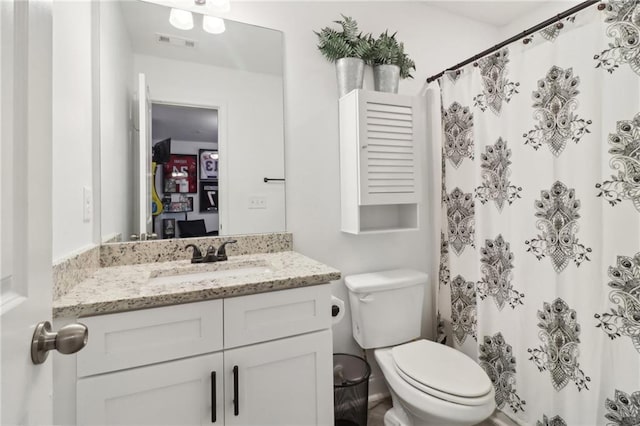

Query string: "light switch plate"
[[83, 187, 92, 222]]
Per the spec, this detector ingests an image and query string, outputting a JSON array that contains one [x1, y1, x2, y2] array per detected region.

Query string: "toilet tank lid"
[[345, 269, 428, 293]]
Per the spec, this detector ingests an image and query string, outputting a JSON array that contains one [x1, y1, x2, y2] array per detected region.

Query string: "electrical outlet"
[[248, 196, 267, 209], [83, 187, 92, 222]]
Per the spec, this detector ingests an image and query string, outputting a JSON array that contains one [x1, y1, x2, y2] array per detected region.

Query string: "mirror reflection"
[[99, 0, 286, 243]]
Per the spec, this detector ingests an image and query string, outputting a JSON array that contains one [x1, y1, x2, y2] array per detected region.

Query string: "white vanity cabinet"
[[65, 284, 333, 426]]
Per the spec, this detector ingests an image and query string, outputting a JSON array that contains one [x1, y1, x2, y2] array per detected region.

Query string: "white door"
[[0, 0, 54, 424], [224, 330, 334, 426], [133, 73, 152, 238], [77, 353, 224, 425]]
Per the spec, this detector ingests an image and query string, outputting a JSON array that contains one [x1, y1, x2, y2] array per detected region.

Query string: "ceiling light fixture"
[[203, 15, 226, 34], [169, 8, 194, 30]]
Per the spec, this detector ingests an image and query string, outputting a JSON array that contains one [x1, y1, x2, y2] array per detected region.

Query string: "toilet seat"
[[391, 340, 494, 407]]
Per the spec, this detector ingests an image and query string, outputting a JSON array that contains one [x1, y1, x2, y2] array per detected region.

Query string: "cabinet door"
[[224, 284, 331, 349], [357, 91, 423, 206], [224, 330, 333, 426], [77, 353, 223, 425], [78, 299, 223, 377]]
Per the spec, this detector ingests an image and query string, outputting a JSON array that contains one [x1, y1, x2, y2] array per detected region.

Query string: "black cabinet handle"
[[233, 365, 239, 416], [211, 371, 217, 423], [263, 177, 285, 183]]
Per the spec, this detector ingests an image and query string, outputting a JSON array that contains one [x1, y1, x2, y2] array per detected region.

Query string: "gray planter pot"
[[373, 64, 400, 93], [336, 58, 364, 97]]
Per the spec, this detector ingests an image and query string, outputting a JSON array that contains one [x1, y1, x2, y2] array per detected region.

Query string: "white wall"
[[133, 54, 286, 236], [52, 0, 96, 261], [221, 2, 499, 393], [99, 1, 134, 243], [499, 1, 582, 39]]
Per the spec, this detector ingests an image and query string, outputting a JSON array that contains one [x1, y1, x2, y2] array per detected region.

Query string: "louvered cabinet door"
[[357, 91, 420, 206]]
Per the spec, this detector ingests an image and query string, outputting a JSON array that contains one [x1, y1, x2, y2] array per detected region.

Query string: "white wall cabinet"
[[57, 285, 333, 426], [339, 90, 425, 234]]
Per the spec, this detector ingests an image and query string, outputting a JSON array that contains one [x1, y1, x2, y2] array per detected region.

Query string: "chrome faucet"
[[185, 240, 238, 263]]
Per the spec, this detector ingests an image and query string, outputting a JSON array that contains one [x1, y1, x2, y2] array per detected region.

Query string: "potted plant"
[[315, 15, 371, 97], [368, 31, 416, 93]]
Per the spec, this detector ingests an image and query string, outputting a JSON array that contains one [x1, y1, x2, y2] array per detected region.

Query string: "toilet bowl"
[[344, 269, 496, 426], [375, 341, 495, 426]]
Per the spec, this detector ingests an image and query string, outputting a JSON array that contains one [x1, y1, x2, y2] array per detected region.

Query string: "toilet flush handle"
[[359, 294, 374, 303]]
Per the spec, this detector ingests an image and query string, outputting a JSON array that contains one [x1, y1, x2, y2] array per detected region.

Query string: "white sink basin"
[[147, 263, 273, 286]]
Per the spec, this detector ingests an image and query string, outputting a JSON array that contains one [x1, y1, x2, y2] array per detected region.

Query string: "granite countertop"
[[53, 251, 341, 318]]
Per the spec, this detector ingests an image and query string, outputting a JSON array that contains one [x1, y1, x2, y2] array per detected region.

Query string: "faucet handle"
[[185, 244, 203, 263], [216, 240, 237, 261], [203, 245, 218, 263]]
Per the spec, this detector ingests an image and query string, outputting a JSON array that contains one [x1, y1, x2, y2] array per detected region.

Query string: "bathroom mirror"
[[99, 0, 285, 243]]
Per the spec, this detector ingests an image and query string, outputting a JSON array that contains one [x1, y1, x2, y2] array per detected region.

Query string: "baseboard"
[[368, 373, 389, 399], [368, 391, 390, 406]]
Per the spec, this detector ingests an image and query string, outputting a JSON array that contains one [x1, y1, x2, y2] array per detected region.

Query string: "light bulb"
[[208, 0, 230, 13], [169, 8, 194, 30], [203, 16, 226, 34]]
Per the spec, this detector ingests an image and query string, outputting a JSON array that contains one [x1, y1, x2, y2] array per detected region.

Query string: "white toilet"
[[345, 269, 495, 426]]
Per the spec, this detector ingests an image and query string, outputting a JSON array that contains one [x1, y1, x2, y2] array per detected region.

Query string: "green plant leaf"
[[353, 35, 374, 62], [338, 15, 359, 43], [314, 15, 371, 62], [368, 30, 415, 79]]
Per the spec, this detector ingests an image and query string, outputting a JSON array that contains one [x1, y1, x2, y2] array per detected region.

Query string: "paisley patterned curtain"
[[436, 2, 640, 424]]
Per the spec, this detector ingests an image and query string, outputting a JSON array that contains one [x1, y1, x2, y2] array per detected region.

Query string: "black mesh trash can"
[[333, 353, 371, 426]]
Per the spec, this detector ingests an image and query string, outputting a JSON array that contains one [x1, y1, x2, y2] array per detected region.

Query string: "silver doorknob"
[[31, 321, 88, 365]]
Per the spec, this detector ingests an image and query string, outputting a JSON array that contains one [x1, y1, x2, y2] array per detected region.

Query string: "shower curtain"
[[435, 2, 640, 425]]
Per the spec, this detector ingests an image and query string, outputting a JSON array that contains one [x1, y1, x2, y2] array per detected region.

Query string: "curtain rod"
[[425, 0, 602, 83]]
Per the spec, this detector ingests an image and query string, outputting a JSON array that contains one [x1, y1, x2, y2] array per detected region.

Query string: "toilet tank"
[[345, 269, 428, 349]]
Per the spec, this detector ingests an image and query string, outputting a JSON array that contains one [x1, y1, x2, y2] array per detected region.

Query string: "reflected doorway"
[[151, 103, 220, 239]]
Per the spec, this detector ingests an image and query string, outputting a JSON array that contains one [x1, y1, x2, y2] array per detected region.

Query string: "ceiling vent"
[[156, 33, 197, 49]]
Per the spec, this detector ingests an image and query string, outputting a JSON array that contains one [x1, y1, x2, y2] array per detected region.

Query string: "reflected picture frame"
[[163, 154, 198, 193], [199, 149, 218, 181], [199, 181, 218, 212]]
